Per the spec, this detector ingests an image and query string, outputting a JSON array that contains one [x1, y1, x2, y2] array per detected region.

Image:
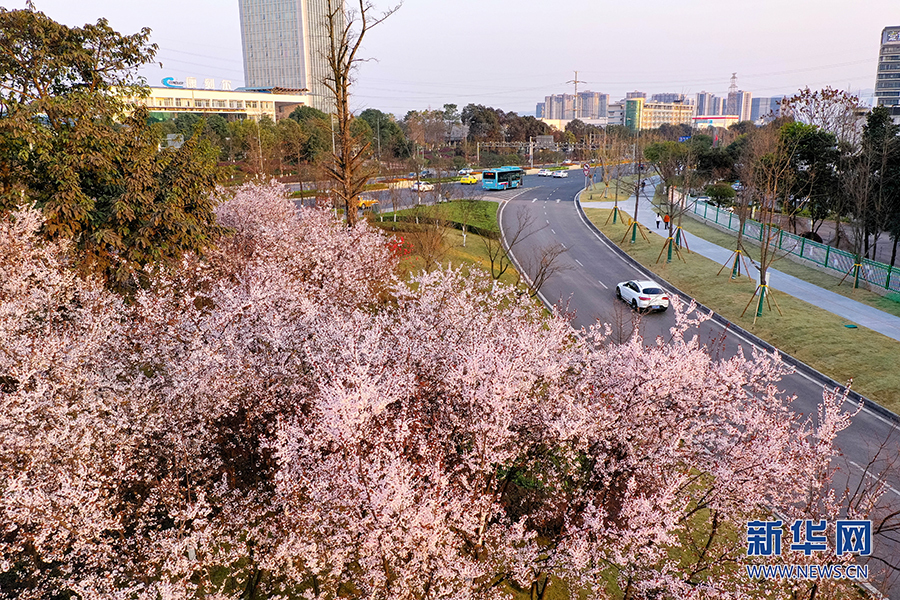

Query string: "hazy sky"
[[7, 0, 897, 117]]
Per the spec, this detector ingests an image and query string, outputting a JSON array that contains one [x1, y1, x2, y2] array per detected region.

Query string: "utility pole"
[[567, 71, 586, 120]]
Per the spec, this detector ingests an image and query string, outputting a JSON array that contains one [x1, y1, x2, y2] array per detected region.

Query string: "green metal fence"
[[689, 199, 900, 293]]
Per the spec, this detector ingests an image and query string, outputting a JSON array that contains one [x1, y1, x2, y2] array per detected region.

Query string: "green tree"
[[779, 121, 839, 233], [173, 112, 202, 137], [462, 104, 502, 142], [705, 182, 737, 205], [359, 108, 408, 158], [289, 105, 332, 162], [0, 8, 224, 285]]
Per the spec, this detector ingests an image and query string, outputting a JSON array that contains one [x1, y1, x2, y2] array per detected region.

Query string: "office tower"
[[535, 102, 545, 118], [875, 26, 900, 123], [238, 0, 339, 112]]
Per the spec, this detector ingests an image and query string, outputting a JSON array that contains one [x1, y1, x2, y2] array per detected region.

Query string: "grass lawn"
[[582, 177, 639, 203], [369, 202, 523, 289], [374, 199, 501, 233], [585, 207, 900, 415]]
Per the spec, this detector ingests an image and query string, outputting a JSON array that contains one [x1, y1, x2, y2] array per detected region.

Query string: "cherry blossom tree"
[[0, 183, 876, 600]]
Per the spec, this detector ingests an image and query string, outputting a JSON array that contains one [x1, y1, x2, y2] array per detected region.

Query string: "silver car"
[[615, 279, 670, 312]]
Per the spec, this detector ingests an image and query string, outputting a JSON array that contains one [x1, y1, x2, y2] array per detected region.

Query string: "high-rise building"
[[726, 90, 752, 121], [750, 97, 785, 123], [535, 102, 545, 118], [541, 92, 609, 120], [543, 94, 573, 120], [238, 0, 339, 113], [576, 91, 609, 119], [626, 91, 647, 100], [875, 26, 900, 123], [695, 91, 719, 116]]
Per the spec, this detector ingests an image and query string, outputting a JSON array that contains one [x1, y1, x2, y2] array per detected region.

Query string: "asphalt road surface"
[[499, 173, 900, 597]]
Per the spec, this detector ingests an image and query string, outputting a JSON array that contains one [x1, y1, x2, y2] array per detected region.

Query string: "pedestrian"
[[655, 213, 661, 229], [663, 213, 671, 229]]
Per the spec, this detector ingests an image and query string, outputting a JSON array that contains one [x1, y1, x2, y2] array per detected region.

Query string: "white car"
[[552, 170, 569, 178], [615, 279, 670, 312], [458, 168, 474, 175], [537, 169, 553, 177], [410, 181, 434, 192]]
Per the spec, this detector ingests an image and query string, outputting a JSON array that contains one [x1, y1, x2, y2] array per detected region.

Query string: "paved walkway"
[[581, 183, 900, 343]]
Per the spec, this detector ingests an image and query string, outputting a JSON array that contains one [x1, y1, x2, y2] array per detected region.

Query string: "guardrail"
[[688, 199, 900, 294]]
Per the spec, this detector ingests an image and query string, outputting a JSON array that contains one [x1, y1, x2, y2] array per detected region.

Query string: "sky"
[[7, 0, 897, 118]]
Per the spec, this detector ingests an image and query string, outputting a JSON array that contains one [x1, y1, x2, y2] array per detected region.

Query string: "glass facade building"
[[238, 0, 338, 113], [875, 26, 900, 123]]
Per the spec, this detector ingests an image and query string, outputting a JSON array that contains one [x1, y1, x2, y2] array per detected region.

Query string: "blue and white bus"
[[482, 166, 524, 191]]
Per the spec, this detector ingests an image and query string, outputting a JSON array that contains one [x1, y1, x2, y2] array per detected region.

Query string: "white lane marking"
[[574, 259, 583, 267], [598, 280, 608, 289], [848, 460, 900, 498], [551, 228, 557, 234], [561, 243, 567, 249], [546, 220, 550, 224], [532, 198, 536, 203]]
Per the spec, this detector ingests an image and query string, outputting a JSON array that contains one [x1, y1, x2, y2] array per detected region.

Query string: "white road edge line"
[[848, 460, 900, 499], [551, 229, 556, 235], [598, 280, 608, 289], [574, 259, 583, 267]]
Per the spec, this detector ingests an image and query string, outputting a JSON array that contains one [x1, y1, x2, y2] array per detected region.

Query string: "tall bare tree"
[[737, 124, 804, 321], [322, 0, 398, 226]]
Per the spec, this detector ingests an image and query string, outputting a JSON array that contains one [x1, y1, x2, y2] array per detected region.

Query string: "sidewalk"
[[581, 182, 900, 344]]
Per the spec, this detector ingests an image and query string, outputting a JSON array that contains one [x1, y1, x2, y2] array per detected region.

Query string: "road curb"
[[573, 192, 900, 426]]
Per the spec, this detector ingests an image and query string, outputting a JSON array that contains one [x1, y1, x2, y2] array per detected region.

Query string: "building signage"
[[161, 77, 185, 88]]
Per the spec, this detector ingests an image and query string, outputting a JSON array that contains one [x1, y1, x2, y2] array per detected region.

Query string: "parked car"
[[410, 181, 435, 192], [459, 174, 478, 185], [552, 170, 569, 178], [562, 159, 573, 165], [615, 279, 669, 312], [458, 168, 474, 175], [538, 169, 553, 177], [420, 169, 436, 178]]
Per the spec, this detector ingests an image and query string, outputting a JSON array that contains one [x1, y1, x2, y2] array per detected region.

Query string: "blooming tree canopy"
[[0, 183, 869, 599]]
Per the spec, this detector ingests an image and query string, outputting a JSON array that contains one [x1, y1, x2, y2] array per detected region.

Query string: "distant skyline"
[[6, 1, 895, 117]]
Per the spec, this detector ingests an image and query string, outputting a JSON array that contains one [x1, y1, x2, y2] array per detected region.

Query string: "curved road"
[[498, 173, 900, 595]]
